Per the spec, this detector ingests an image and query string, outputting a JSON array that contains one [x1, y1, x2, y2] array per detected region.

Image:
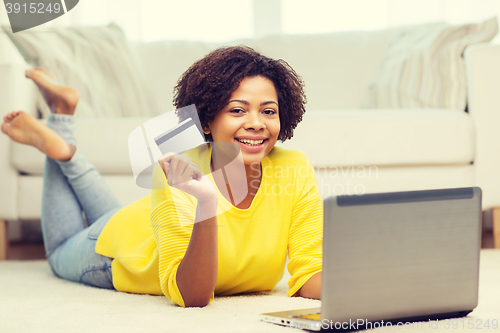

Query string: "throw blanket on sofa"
[[3, 23, 158, 119]]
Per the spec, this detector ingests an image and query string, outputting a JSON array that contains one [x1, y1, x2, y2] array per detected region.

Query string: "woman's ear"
[[203, 126, 211, 135]]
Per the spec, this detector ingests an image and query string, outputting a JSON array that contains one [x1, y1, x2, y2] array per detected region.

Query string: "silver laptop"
[[261, 187, 482, 331]]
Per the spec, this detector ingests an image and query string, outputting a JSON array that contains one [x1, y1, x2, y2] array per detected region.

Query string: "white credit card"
[[154, 117, 205, 155]]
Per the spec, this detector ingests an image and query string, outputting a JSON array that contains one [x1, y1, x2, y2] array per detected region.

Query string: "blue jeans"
[[41, 114, 123, 289]]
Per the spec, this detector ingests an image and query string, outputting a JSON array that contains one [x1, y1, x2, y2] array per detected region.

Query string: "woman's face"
[[206, 75, 280, 166]]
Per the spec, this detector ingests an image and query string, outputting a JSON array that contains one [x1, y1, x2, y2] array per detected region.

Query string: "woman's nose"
[[244, 112, 265, 130]]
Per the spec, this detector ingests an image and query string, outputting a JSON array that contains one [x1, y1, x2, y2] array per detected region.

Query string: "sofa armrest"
[[465, 43, 500, 210], [0, 63, 37, 220], [0, 63, 38, 117]]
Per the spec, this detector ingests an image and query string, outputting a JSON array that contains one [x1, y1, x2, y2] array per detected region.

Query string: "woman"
[[1, 46, 322, 307]]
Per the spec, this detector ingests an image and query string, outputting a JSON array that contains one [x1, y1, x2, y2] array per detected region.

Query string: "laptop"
[[261, 187, 482, 331]]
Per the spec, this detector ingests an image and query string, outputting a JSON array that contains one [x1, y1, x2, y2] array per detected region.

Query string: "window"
[[1, 0, 498, 42]]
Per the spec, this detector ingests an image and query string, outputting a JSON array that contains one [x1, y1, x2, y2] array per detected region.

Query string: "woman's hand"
[[158, 152, 217, 203]]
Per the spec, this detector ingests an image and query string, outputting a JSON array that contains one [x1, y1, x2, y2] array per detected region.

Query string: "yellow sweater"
[[95, 145, 323, 307]]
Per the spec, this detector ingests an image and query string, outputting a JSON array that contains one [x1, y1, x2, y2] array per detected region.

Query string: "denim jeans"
[[41, 113, 123, 289]]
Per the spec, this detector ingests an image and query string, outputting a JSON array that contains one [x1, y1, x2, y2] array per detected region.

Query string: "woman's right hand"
[[158, 152, 217, 203]]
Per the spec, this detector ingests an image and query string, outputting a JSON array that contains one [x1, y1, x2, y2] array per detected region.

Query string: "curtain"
[[1, 0, 499, 46], [283, 0, 499, 40]]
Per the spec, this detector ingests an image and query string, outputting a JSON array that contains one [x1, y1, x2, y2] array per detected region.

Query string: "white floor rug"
[[0, 259, 318, 333], [1, 250, 499, 332]]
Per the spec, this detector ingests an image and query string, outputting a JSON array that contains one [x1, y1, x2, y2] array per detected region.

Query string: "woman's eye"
[[263, 109, 277, 115], [230, 108, 244, 114]]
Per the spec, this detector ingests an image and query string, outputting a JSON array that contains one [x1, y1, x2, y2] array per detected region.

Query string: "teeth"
[[238, 139, 264, 146]]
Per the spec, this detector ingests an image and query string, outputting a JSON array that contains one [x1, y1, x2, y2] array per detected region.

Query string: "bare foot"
[[1, 111, 75, 161], [26, 67, 79, 115]]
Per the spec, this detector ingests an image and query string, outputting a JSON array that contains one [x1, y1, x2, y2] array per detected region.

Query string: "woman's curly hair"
[[173, 45, 306, 142]]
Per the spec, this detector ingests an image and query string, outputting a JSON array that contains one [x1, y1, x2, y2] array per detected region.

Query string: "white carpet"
[[1, 250, 499, 333], [0, 260, 318, 333]]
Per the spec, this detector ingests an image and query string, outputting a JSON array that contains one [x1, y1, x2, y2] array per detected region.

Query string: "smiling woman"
[[1, 45, 322, 308], [141, 46, 322, 306]]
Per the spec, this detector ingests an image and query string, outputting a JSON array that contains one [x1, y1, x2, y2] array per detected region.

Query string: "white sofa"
[[1, 26, 500, 258]]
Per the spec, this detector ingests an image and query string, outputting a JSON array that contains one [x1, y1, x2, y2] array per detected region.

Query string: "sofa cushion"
[[16, 165, 474, 219], [11, 118, 149, 175], [256, 30, 393, 110], [133, 31, 393, 112], [11, 109, 473, 176], [131, 37, 258, 116], [276, 109, 474, 167], [17, 175, 150, 220]]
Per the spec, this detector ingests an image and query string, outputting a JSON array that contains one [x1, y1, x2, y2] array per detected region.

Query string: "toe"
[[1, 122, 10, 135], [6, 111, 20, 121], [37, 67, 54, 77]]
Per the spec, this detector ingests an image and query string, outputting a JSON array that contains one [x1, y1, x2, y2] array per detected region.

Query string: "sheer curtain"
[[1, 0, 499, 63], [282, 0, 499, 38], [44, 0, 254, 42], [57, 0, 500, 42]]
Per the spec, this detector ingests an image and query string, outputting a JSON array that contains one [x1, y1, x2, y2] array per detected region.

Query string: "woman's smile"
[[235, 135, 268, 153]]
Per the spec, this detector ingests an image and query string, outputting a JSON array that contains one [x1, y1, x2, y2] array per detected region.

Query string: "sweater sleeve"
[[149, 164, 215, 307], [287, 159, 323, 297]]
